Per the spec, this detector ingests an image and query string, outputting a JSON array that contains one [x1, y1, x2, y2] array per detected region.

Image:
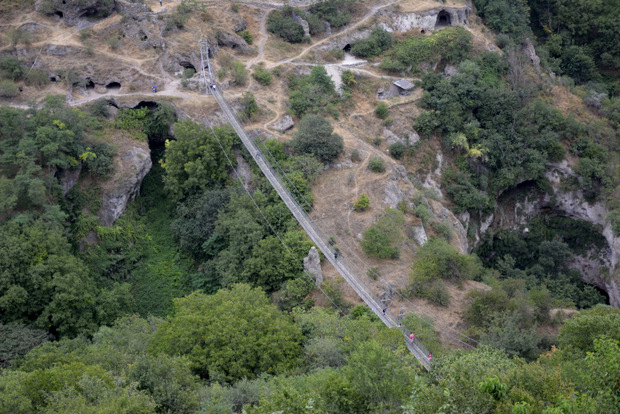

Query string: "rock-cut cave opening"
[[106, 82, 121, 91], [343, 43, 352, 52], [435, 10, 451, 28], [179, 61, 197, 73], [55, 11, 63, 18]]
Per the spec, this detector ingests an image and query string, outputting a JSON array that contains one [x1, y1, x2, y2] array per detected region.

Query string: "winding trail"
[[247, 7, 272, 68]]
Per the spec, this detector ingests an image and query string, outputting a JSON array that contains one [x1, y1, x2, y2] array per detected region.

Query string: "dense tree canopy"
[[291, 114, 343, 164], [150, 285, 302, 382]]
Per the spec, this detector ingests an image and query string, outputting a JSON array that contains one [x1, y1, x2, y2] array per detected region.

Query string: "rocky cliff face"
[[99, 142, 152, 226], [483, 160, 620, 307], [380, 5, 471, 32]]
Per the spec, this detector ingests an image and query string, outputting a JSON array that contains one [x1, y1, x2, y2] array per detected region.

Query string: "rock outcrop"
[[216, 31, 252, 53], [380, 6, 471, 32], [269, 115, 295, 133], [99, 143, 152, 226], [303, 246, 323, 286], [35, 0, 118, 26], [486, 160, 620, 307]]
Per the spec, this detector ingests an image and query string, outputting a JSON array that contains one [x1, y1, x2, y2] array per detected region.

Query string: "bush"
[[0, 57, 24, 80], [389, 142, 405, 159], [413, 204, 432, 225], [367, 157, 385, 173], [361, 208, 405, 259], [25, 69, 49, 88], [609, 209, 620, 236], [412, 238, 483, 283], [231, 61, 248, 85], [252, 65, 272, 86], [375, 102, 388, 119], [183, 68, 196, 79], [353, 193, 370, 211], [428, 280, 451, 306], [367, 266, 380, 280], [291, 114, 343, 163], [82, 143, 116, 179], [239, 30, 253, 45], [267, 7, 305, 43], [107, 36, 120, 50], [433, 221, 452, 241], [0, 79, 19, 98], [351, 149, 361, 162], [351, 27, 393, 58]]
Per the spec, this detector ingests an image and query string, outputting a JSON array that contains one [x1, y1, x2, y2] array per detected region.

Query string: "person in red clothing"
[[410, 333, 414, 343], [429, 353, 433, 362]]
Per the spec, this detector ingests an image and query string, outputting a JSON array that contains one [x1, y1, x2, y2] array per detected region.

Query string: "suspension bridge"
[[199, 41, 439, 369]]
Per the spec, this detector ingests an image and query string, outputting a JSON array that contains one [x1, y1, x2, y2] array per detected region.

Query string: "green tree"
[[150, 285, 302, 381], [558, 305, 620, 355], [291, 115, 343, 163], [375, 102, 389, 119], [162, 121, 236, 201], [353, 193, 370, 211]]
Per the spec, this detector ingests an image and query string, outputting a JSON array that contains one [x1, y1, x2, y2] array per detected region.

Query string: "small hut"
[[392, 79, 415, 96]]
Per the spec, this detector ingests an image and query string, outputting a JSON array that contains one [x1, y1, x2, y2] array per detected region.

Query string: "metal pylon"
[[199, 40, 214, 93]]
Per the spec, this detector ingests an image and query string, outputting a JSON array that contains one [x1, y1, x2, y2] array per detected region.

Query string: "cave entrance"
[[133, 101, 158, 111], [85, 79, 95, 90], [81, 7, 103, 19], [586, 283, 610, 306], [55, 11, 63, 18], [179, 61, 196, 73], [435, 10, 451, 28], [106, 82, 121, 91], [343, 43, 352, 52], [50, 76, 57, 82]]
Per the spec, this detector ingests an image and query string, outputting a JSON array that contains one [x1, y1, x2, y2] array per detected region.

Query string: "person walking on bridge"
[[410, 333, 414, 343], [159, 0, 162, 6]]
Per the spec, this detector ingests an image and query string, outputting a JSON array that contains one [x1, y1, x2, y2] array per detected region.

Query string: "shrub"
[[413, 204, 431, 225], [372, 136, 383, 146], [25, 69, 49, 88], [367, 266, 380, 280], [183, 68, 196, 79], [267, 7, 305, 43], [291, 114, 343, 163], [361, 208, 405, 259], [0, 80, 19, 98], [412, 238, 483, 283], [0, 57, 24, 80], [252, 65, 272, 86], [389, 142, 405, 159], [231, 61, 248, 85], [375, 102, 388, 119], [609, 209, 620, 236], [239, 30, 253, 45], [351, 149, 361, 162], [433, 221, 452, 241], [90, 99, 110, 118], [353, 193, 370, 211], [82, 143, 116, 179], [106, 36, 120, 50], [428, 280, 451, 306], [351, 27, 393, 58], [367, 157, 385, 173]]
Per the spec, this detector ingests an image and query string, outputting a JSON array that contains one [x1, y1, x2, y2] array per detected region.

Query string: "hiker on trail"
[[159, 0, 162, 6], [153, 85, 157, 93], [410, 333, 414, 343]]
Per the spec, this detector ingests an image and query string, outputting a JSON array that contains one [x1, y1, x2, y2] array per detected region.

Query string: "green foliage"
[[374, 101, 389, 119], [389, 141, 406, 159], [82, 143, 116, 179], [413, 204, 432, 225], [267, 7, 305, 43], [350, 149, 361, 162], [558, 305, 620, 356], [381, 27, 473, 73], [0, 57, 24, 81], [231, 61, 248, 85], [162, 120, 236, 202], [239, 29, 253, 44], [252, 64, 272, 86], [25, 69, 49, 88], [353, 193, 370, 211], [609, 209, 620, 236], [473, 0, 531, 40], [291, 114, 343, 163], [0, 80, 19, 98], [0, 324, 48, 369], [308, 0, 356, 28], [367, 157, 385, 173], [288, 65, 340, 117], [351, 27, 393, 58], [5, 28, 31, 48], [361, 208, 405, 259], [151, 285, 302, 381], [411, 238, 484, 283], [241, 91, 259, 120]]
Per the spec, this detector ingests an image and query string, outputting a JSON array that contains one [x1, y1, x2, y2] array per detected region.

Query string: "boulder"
[[408, 225, 428, 246], [216, 31, 252, 53], [99, 144, 152, 226], [303, 246, 323, 286], [59, 168, 81, 196], [270, 115, 295, 133], [522, 38, 541, 70]]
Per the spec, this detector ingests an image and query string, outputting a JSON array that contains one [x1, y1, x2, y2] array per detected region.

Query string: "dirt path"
[[266, 0, 399, 69], [247, 7, 271, 68]]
